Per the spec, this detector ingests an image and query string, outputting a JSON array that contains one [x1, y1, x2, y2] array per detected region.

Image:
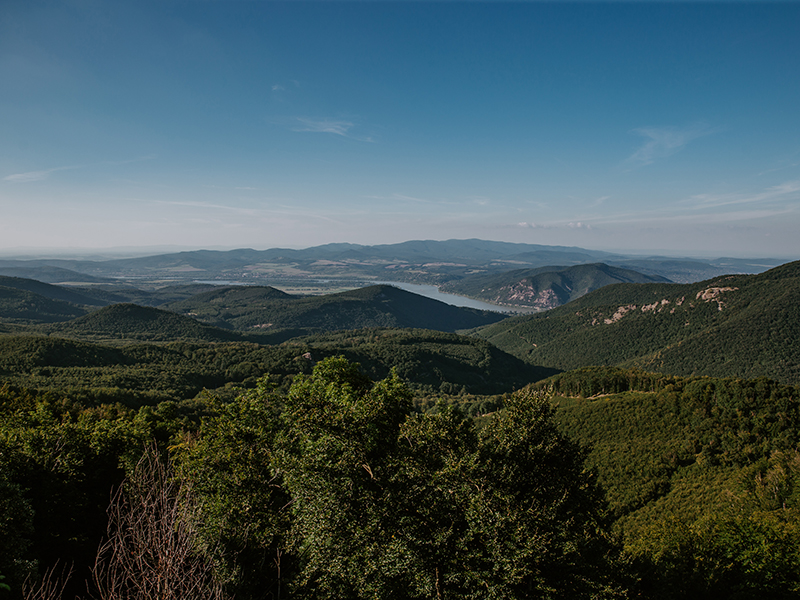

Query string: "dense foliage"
[[289, 328, 557, 395], [0, 336, 312, 405], [176, 357, 619, 600], [0, 286, 87, 324], [1, 358, 618, 600], [0, 328, 547, 407], [542, 366, 800, 598], [4, 359, 800, 598], [0, 385, 164, 597], [0, 277, 106, 308], [472, 260, 800, 384]]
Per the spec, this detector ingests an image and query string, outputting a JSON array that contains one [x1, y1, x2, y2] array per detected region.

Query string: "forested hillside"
[[63, 283, 222, 308], [540, 366, 800, 598], [286, 328, 556, 395], [4, 360, 800, 599], [164, 284, 506, 334], [0, 266, 112, 284], [440, 263, 669, 310], [0, 276, 107, 307], [0, 359, 617, 600], [0, 278, 225, 326], [471, 260, 800, 384], [0, 276, 508, 342], [0, 327, 545, 405], [47, 303, 248, 344], [0, 286, 88, 323]]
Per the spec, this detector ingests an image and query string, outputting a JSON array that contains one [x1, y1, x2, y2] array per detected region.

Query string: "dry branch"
[[91, 445, 227, 600]]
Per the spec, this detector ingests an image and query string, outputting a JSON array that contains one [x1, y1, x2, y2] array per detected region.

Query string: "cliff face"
[[444, 263, 669, 310], [469, 261, 800, 385]]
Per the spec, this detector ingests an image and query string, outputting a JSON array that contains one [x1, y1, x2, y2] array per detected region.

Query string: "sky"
[[1, 0, 799, 258]]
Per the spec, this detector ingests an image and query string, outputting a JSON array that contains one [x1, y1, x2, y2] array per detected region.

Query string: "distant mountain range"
[[0, 239, 785, 288], [470, 260, 800, 384]]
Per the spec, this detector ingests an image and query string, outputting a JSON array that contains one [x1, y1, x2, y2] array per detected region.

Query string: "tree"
[[276, 357, 413, 599], [175, 378, 291, 600], [391, 403, 480, 599], [274, 358, 619, 599], [468, 388, 620, 598]]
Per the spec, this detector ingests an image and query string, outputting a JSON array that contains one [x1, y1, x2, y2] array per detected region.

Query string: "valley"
[[1, 239, 799, 599]]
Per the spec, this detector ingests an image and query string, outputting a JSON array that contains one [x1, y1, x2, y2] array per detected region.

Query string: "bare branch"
[[91, 444, 228, 600], [22, 563, 73, 600]]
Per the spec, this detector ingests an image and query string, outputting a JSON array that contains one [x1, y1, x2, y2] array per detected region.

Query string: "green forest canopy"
[[3, 360, 800, 599]]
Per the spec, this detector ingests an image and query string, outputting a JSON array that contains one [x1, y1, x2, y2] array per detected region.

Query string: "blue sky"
[[1, 1, 799, 258]]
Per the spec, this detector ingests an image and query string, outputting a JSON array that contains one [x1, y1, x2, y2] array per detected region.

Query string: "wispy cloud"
[[757, 151, 800, 177], [3, 155, 156, 183], [563, 182, 800, 230], [287, 117, 374, 142], [686, 180, 800, 210], [292, 118, 355, 137], [271, 80, 299, 92], [592, 195, 610, 206], [4, 165, 78, 182], [626, 123, 716, 166], [388, 193, 433, 204], [364, 193, 484, 208], [515, 220, 592, 231]]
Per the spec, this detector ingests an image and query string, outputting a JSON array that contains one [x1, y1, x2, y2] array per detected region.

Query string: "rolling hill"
[[0, 275, 213, 318], [0, 327, 555, 405], [440, 263, 670, 310], [0, 265, 113, 284], [48, 303, 247, 343], [0, 285, 89, 323], [63, 283, 223, 308], [285, 328, 557, 395], [164, 284, 507, 334], [470, 260, 800, 384], [0, 275, 109, 307]]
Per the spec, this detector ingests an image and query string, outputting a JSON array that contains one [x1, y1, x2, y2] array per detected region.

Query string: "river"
[[376, 281, 531, 314]]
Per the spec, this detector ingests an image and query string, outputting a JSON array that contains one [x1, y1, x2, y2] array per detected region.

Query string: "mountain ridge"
[[440, 263, 670, 310], [470, 260, 800, 384], [0, 239, 785, 287], [164, 283, 507, 334]]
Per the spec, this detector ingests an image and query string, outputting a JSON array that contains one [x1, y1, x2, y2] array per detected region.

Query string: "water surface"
[[378, 281, 530, 314]]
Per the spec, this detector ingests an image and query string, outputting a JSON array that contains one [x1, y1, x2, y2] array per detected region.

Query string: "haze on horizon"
[[1, 1, 799, 259]]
